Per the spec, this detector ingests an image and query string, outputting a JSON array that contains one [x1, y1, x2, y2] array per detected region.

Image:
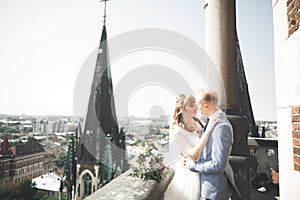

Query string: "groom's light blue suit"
[[189, 111, 240, 200]]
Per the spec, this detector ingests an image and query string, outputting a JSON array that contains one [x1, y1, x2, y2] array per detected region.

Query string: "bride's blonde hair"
[[171, 94, 203, 128]]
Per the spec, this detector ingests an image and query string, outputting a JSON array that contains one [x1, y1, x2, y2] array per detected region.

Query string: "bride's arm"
[[185, 118, 206, 159], [185, 136, 207, 160], [184, 124, 206, 160], [185, 120, 218, 160]]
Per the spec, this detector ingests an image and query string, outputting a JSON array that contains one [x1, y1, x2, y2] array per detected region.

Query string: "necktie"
[[203, 118, 210, 132]]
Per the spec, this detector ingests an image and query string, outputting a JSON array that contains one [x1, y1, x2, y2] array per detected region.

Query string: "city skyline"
[[0, 0, 276, 121]]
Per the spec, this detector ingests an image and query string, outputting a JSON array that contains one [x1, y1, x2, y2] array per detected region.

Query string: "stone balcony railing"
[[84, 155, 257, 200], [85, 168, 174, 200]]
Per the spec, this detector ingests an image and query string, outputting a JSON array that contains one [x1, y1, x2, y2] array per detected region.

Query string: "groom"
[[183, 88, 240, 200]]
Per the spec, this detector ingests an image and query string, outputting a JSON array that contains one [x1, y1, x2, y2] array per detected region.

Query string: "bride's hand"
[[180, 152, 190, 158], [182, 155, 193, 168], [182, 156, 188, 168], [184, 150, 195, 160]]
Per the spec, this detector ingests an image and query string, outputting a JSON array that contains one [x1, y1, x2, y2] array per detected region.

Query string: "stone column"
[[204, 1, 255, 199], [204, 0, 238, 112]]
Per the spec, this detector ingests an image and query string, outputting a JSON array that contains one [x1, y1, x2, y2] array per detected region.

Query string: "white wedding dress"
[[162, 125, 201, 200]]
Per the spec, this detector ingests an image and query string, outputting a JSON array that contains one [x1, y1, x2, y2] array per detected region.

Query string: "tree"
[[41, 194, 66, 200], [0, 132, 11, 139], [24, 127, 33, 133], [12, 135, 20, 139], [60, 141, 68, 147], [57, 151, 67, 168], [2, 183, 65, 200], [10, 179, 36, 200], [0, 188, 9, 200], [35, 190, 66, 200], [27, 136, 37, 143], [13, 139, 23, 146], [0, 127, 19, 135]]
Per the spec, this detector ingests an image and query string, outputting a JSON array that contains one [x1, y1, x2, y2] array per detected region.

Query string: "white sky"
[[0, 0, 276, 121]]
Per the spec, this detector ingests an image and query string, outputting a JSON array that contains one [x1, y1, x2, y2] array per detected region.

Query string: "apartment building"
[[0, 138, 56, 185]]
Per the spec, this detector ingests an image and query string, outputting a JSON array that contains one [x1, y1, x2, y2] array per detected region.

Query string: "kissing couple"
[[163, 88, 241, 200]]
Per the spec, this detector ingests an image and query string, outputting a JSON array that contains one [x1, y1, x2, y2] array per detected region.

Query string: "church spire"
[[75, 0, 125, 198], [101, 0, 110, 26]]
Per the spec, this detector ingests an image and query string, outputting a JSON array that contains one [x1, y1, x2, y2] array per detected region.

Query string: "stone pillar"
[[204, 1, 255, 199], [204, 0, 238, 112]]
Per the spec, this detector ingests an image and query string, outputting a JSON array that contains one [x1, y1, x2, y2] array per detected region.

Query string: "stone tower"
[[75, 14, 126, 199]]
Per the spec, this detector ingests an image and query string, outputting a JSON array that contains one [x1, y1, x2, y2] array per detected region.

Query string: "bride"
[[163, 94, 204, 200]]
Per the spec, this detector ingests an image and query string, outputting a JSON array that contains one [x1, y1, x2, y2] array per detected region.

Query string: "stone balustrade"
[[84, 156, 256, 200], [85, 168, 174, 200]]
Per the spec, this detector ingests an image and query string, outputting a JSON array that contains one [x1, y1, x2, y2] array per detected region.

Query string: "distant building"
[[66, 122, 77, 133], [32, 172, 61, 192], [32, 119, 80, 134], [0, 138, 56, 185]]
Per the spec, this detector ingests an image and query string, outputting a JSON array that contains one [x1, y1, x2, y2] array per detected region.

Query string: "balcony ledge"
[[85, 168, 174, 200]]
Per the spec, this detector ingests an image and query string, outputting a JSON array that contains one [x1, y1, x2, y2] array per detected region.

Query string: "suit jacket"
[[189, 110, 240, 200]]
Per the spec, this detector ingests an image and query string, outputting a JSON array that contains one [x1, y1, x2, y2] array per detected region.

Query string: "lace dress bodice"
[[163, 123, 201, 200]]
